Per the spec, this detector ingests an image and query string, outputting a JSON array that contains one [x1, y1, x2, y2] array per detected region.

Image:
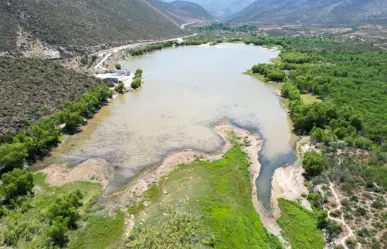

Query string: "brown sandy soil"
[[41, 158, 113, 189], [326, 181, 360, 249], [271, 137, 312, 219]]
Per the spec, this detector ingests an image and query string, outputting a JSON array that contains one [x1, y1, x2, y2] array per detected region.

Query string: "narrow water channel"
[[39, 43, 296, 210]]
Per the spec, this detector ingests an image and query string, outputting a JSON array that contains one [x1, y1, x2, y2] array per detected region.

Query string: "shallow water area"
[[37, 43, 296, 208]]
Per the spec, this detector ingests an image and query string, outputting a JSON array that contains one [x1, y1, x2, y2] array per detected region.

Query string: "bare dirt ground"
[[327, 181, 360, 249], [41, 158, 113, 189], [271, 137, 312, 217]]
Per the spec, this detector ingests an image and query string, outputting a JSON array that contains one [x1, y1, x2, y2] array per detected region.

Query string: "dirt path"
[[93, 33, 197, 70], [328, 181, 359, 249]]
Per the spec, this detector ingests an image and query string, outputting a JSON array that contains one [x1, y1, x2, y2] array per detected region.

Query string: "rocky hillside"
[[230, 0, 387, 25], [167, 0, 212, 23], [0, 0, 187, 57], [170, 0, 255, 18], [148, 0, 212, 25], [0, 57, 105, 141]]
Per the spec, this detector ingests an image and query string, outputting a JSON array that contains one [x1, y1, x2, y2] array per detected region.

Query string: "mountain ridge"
[[230, 0, 387, 25], [0, 0, 210, 57]]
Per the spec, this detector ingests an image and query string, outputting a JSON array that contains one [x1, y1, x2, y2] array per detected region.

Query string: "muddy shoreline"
[[41, 122, 308, 246]]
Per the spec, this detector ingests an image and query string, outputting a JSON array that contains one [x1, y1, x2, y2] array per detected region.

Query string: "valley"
[[1, 1, 387, 249]]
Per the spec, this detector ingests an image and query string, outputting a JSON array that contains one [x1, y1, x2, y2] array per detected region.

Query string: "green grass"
[[68, 212, 125, 249], [33, 172, 101, 211], [301, 94, 322, 105], [128, 140, 283, 248], [277, 199, 324, 249]]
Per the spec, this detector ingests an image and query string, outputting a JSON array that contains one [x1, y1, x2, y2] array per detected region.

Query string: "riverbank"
[[38, 122, 286, 247], [271, 136, 312, 218]]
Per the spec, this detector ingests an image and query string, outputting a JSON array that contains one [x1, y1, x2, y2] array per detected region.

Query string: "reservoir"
[[40, 43, 296, 210]]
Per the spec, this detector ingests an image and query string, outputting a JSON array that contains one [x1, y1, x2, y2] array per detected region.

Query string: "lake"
[[39, 43, 297, 210]]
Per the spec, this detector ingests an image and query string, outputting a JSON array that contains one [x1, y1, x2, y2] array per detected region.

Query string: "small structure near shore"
[[95, 70, 131, 84]]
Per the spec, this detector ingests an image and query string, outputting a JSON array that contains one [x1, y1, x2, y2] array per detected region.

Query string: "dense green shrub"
[[115, 81, 125, 94], [47, 219, 68, 246], [56, 110, 84, 134], [302, 151, 328, 177], [131, 69, 144, 90], [46, 190, 83, 229], [281, 52, 312, 64], [0, 169, 33, 202], [131, 78, 142, 89], [251, 63, 285, 82], [134, 69, 143, 77], [129, 41, 176, 56], [0, 143, 28, 171]]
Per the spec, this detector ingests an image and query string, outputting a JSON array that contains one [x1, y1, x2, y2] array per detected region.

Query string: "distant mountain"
[[164, 0, 256, 18], [149, 0, 212, 25], [0, 0, 188, 57], [230, 0, 387, 25]]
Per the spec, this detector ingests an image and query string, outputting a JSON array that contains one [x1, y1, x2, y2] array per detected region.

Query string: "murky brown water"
[[38, 43, 296, 208]]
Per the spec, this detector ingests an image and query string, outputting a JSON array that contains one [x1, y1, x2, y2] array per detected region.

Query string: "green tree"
[[46, 190, 83, 228], [56, 110, 84, 134], [115, 63, 121, 70], [0, 143, 28, 170], [115, 81, 125, 94], [47, 219, 67, 246], [131, 78, 142, 89], [134, 69, 143, 77], [302, 151, 328, 176], [316, 210, 328, 229], [0, 169, 33, 202]]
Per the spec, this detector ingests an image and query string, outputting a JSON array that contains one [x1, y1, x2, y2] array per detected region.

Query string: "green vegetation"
[[128, 37, 212, 56], [301, 94, 321, 105], [127, 208, 212, 248], [126, 139, 283, 248], [302, 151, 329, 177], [131, 69, 144, 89], [69, 212, 124, 249], [245, 35, 387, 248], [0, 84, 111, 172], [129, 41, 177, 56], [277, 199, 325, 249], [0, 169, 33, 202], [0, 171, 102, 248], [115, 81, 125, 94], [251, 63, 285, 82], [195, 23, 257, 35]]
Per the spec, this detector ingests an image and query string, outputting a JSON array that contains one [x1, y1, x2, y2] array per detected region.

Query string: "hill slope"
[[0, 0, 187, 56], [149, 0, 212, 25], [0, 57, 104, 140], [167, 0, 212, 23], [230, 0, 387, 25], [167, 0, 255, 18]]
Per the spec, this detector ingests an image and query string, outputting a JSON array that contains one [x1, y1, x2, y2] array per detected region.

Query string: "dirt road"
[[93, 33, 197, 69]]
